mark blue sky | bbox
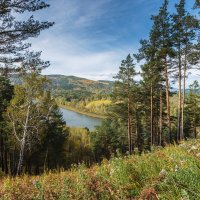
[29,0,198,82]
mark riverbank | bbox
[59,104,107,119]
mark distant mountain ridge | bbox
[9,74,113,99]
[45,74,113,93]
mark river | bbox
[60,108,102,131]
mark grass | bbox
[0,140,200,199]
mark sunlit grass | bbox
[0,140,200,199]
[86,99,112,109]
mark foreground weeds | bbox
[0,140,200,200]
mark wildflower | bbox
[32,180,36,186]
[180,160,185,166]
[188,145,198,153]
[175,165,179,172]
[110,168,114,175]
[196,153,200,158]
[179,143,186,147]
[159,169,167,178]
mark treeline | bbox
[57,97,111,116]
[91,0,200,158]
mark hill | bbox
[46,75,113,93]
[1,139,200,199]
[47,75,113,100]
[9,74,113,100]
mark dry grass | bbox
[0,140,200,199]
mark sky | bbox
[28,0,197,82]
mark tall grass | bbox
[0,140,200,199]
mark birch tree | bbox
[7,73,52,175]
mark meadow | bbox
[0,139,200,199]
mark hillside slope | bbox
[10,74,113,92]
[1,140,200,199]
[47,75,113,93]
[10,74,113,101]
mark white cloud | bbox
[28,0,137,80]
[37,37,130,80]
[28,0,199,85]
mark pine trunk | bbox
[164,57,171,142]
[0,135,4,172]
[181,47,187,140]
[128,97,132,155]
[177,45,182,142]
[159,89,163,146]
[151,83,153,146]
[4,147,8,174]
[194,126,197,138]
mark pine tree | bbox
[112,54,138,155]
[185,81,200,138]
[172,0,199,140]
[0,76,13,174]
[194,0,200,9]
[151,0,174,142]
[34,91,69,172]
[0,0,54,74]
[135,0,172,145]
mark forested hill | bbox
[9,74,113,99]
[46,75,113,93]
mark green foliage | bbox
[65,127,94,167]
[111,54,140,154]
[45,75,113,102]
[58,99,111,116]
[5,73,69,174]
[1,140,200,199]
[184,81,200,138]
[0,77,14,119]
[10,74,113,116]
[0,76,14,174]
[91,119,127,161]
[0,0,53,74]
[10,74,113,101]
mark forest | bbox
[0,0,200,199]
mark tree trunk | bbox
[17,104,30,175]
[128,97,132,155]
[44,148,48,172]
[181,47,187,140]
[164,57,172,142]
[159,90,163,146]
[17,140,25,175]
[194,126,197,139]
[150,83,153,146]
[12,147,16,175]
[4,147,8,174]
[137,116,143,154]
[0,135,4,172]
[177,46,182,142]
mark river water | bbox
[60,108,102,131]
